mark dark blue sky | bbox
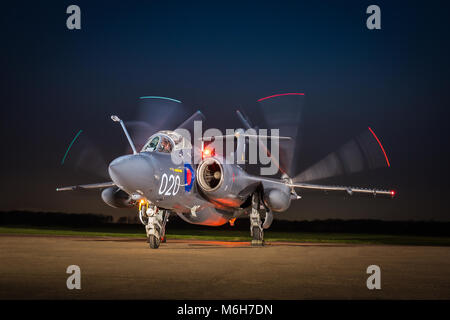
[1,1,449,220]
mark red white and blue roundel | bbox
[184,163,195,192]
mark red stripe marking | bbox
[368,127,390,167]
[257,92,305,102]
[186,168,192,185]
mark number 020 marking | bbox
[158,173,180,196]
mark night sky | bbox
[1,1,449,221]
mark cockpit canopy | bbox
[141,130,192,153]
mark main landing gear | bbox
[139,202,169,249]
[249,193,273,246]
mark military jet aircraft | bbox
[57,94,395,248]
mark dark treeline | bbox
[0,211,113,227]
[266,219,450,236]
[1,211,450,236]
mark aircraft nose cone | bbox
[108,154,154,192]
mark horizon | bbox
[2,210,450,224]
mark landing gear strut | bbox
[160,210,169,243]
[250,193,264,246]
[139,203,169,249]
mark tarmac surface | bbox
[1,234,450,299]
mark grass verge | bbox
[1,225,450,246]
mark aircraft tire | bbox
[252,227,261,240]
[149,235,160,249]
[252,227,264,244]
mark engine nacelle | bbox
[263,188,291,212]
[196,157,256,208]
[101,186,134,208]
[195,157,292,212]
[196,158,224,192]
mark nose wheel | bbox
[139,204,169,249]
[148,234,160,249]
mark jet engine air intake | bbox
[101,186,134,208]
[196,158,223,192]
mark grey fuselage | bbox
[108,150,291,227]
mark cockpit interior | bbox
[141,130,191,154]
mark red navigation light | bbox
[202,147,215,159]
[390,190,396,197]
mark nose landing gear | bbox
[249,193,273,246]
[250,193,264,246]
[138,202,169,249]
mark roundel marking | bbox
[184,163,195,192]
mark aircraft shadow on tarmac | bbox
[75,237,357,249]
